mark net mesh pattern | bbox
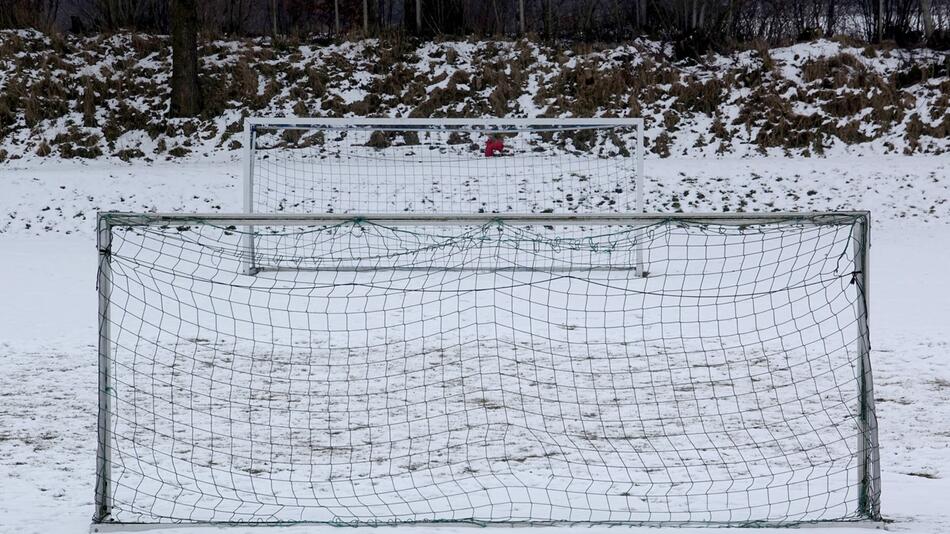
[249,124,640,215]
[97,215,873,525]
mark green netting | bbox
[95,214,878,526]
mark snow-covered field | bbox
[1,153,949,533]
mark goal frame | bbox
[240,117,646,275]
[94,210,879,527]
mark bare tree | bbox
[519,0,525,34]
[876,0,883,41]
[826,0,837,36]
[0,0,59,31]
[334,0,340,33]
[919,0,935,38]
[221,0,252,35]
[85,0,167,32]
[170,0,200,118]
[416,0,422,33]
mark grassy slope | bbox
[0,30,947,164]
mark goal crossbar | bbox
[100,211,869,228]
[245,117,644,130]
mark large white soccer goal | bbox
[94,211,880,527]
[240,117,645,274]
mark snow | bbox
[1,153,949,533]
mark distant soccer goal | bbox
[243,117,644,215]
[94,211,879,527]
[241,117,645,274]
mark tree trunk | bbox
[519,0,525,34]
[919,0,934,38]
[542,0,550,37]
[416,0,422,33]
[826,0,836,37]
[875,0,883,42]
[170,0,200,118]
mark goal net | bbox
[95,212,879,526]
[244,118,644,215]
[242,118,645,274]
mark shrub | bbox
[652,132,671,157]
[35,140,51,156]
[366,130,391,149]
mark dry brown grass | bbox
[537,61,641,116]
[447,131,471,145]
[802,53,862,84]
[711,117,731,141]
[410,76,470,118]
[671,77,725,114]
[365,130,391,149]
[167,145,190,157]
[0,31,944,161]
[52,127,102,159]
[35,139,51,157]
[753,40,775,72]
[306,66,327,97]
[81,78,96,127]
[445,47,458,64]
[0,32,24,58]
[0,93,16,134]
[652,132,671,157]
[231,58,260,107]
[102,100,149,144]
[828,120,870,145]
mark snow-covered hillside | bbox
[0,30,947,165]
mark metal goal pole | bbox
[101,211,871,228]
[854,214,881,519]
[242,120,258,275]
[94,215,113,522]
[635,119,645,276]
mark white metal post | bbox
[242,121,258,275]
[635,119,646,276]
[854,214,881,519]
[245,117,646,129]
[94,215,113,522]
[635,119,644,214]
[103,211,869,228]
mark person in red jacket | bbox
[484,135,505,157]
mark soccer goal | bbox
[94,211,879,527]
[240,117,645,274]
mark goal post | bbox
[240,117,646,275]
[94,210,879,527]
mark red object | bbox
[484,138,505,157]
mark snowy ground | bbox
[1,154,949,533]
